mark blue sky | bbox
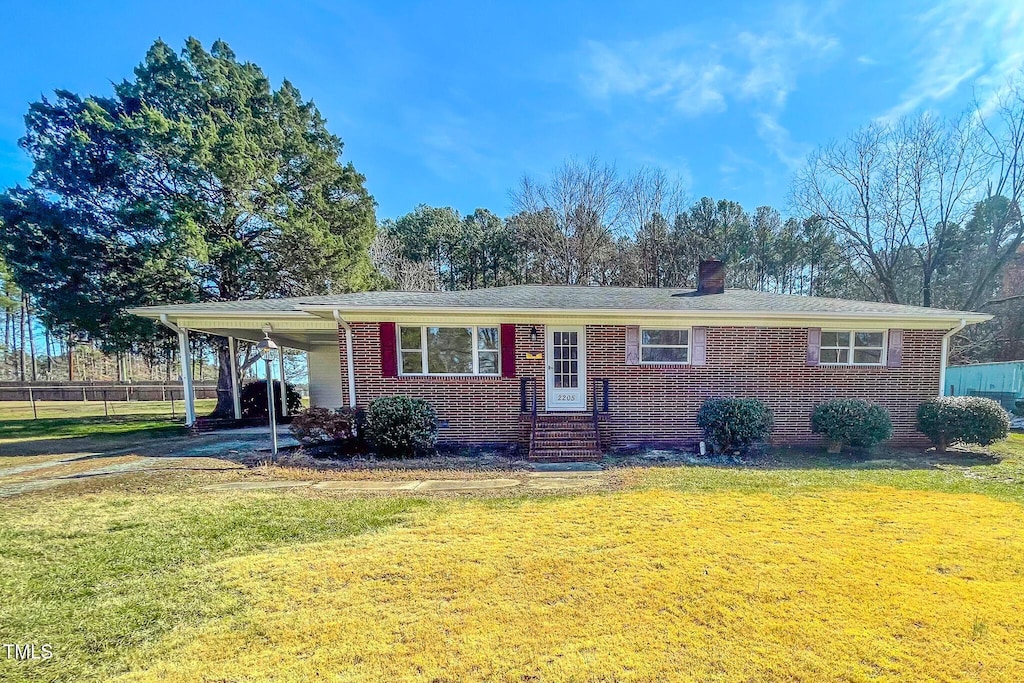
[1,0,1022,220]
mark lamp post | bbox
[256,333,279,460]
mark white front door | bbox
[545,326,586,411]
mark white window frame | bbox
[820,329,887,367]
[639,327,691,365]
[397,325,501,376]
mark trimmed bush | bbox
[697,398,773,454]
[365,395,438,458]
[916,397,1010,452]
[811,399,893,452]
[240,380,302,419]
[289,407,363,456]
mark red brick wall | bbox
[339,323,944,447]
[339,323,543,445]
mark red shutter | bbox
[691,327,707,365]
[806,328,821,366]
[500,324,516,377]
[887,329,904,368]
[625,326,640,365]
[379,322,398,377]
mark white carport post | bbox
[178,328,196,427]
[228,336,242,419]
[277,342,288,417]
[159,315,196,427]
[332,310,357,409]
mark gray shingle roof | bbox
[129,285,988,321]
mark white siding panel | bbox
[307,344,344,408]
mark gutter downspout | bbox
[158,314,197,427]
[332,310,357,409]
[939,318,968,397]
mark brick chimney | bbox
[697,259,725,294]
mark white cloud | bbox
[580,34,731,116]
[879,0,1024,121]
[577,3,838,168]
[579,4,838,117]
[754,112,811,170]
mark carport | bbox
[128,298,351,426]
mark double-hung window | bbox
[820,331,885,366]
[640,328,690,364]
[399,325,500,375]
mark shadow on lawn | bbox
[0,416,186,458]
[763,446,1002,471]
[607,444,1006,472]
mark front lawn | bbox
[1,435,1023,682]
[0,399,219,447]
[0,486,422,682]
[120,488,1024,682]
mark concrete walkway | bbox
[0,452,244,499]
[1,425,606,498]
[203,471,605,494]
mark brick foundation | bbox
[339,323,943,448]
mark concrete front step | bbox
[531,447,601,456]
[530,454,602,463]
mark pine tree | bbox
[0,38,378,415]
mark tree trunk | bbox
[45,329,52,379]
[211,337,237,418]
[17,298,25,382]
[4,311,10,378]
[24,296,37,383]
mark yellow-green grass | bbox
[628,433,1024,506]
[0,452,69,469]
[117,487,1024,682]
[3,435,1024,682]
[0,455,148,484]
[0,399,218,445]
[0,398,218,421]
[0,487,424,683]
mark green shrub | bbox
[916,397,1010,452]
[1015,398,1024,417]
[240,380,302,419]
[289,407,363,456]
[696,398,773,454]
[811,399,893,451]
[365,395,438,458]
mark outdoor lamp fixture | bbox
[530,326,538,343]
[256,332,279,459]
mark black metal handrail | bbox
[591,378,609,449]
[591,378,609,413]
[520,377,539,456]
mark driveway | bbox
[0,426,608,498]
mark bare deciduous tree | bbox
[369,231,440,291]
[622,166,686,287]
[511,157,624,285]
[793,92,1023,310]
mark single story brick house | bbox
[130,261,990,459]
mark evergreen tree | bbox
[0,38,377,416]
